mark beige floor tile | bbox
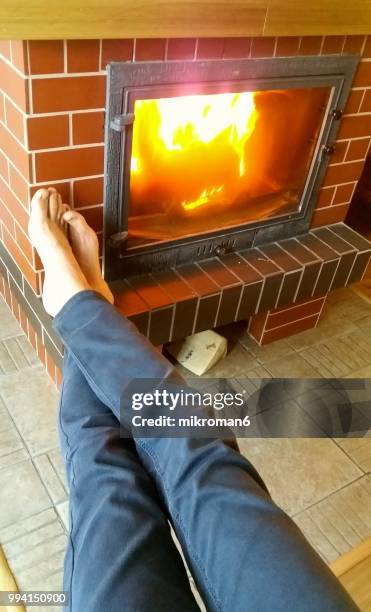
[3,337,30,370]
[237,438,362,515]
[294,475,371,563]
[239,336,294,365]
[287,318,358,351]
[205,343,260,377]
[0,340,18,374]
[0,427,24,457]
[9,533,67,574]
[0,367,59,455]
[264,353,323,378]
[0,448,29,471]
[325,290,371,321]
[306,505,355,556]
[334,477,371,537]
[48,448,68,490]
[327,287,365,304]
[300,345,340,377]
[56,500,69,531]
[37,570,64,592]
[4,520,65,562]
[337,437,371,473]
[299,332,371,377]
[16,335,40,367]
[0,299,24,340]
[235,330,256,350]
[0,508,58,544]
[322,498,362,550]
[16,547,66,591]
[34,454,68,505]
[244,364,272,378]
[294,512,339,563]
[0,461,52,530]
[0,397,14,433]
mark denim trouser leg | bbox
[54,291,357,612]
[59,349,199,612]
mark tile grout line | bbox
[326,495,365,544]
[6,530,67,565]
[0,447,28,466]
[32,454,68,507]
[332,438,370,475]
[295,513,336,563]
[291,472,367,520]
[315,509,352,558]
[0,509,61,545]
[0,391,33,467]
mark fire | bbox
[130,91,258,213]
[182,186,224,211]
[127,86,332,249]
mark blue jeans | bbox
[54,290,357,612]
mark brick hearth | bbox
[0,36,371,382]
[112,223,371,345]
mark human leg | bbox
[29,188,199,611]
[54,291,357,612]
[59,349,199,612]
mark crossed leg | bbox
[59,349,199,611]
[29,188,199,610]
[55,291,357,612]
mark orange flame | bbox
[130,91,258,212]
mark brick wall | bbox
[0,35,370,377]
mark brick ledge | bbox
[112,223,371,345]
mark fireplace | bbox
[104,55,358,279]
[0,35,370,376]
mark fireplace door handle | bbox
[108,231,129,248]
[110,113,135,132]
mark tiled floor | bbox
[0,287,370,611]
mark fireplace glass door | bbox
[127,86,331,249]
[104,56,359,278]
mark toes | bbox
[56,198,66,225]
[30,188,49,221]
[47,188,65,227]
[61,204,70,217]
[47,187,59,219]
[61,204,70,234]
[63,210,88,228]
[49,192,60,221]
[63,210,98,249]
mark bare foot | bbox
[28,188,91,317]
[62,208,113,304]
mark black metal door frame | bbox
[103,55,359,279]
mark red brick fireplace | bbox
[0,35,370,383]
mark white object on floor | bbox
[166,330,227,376]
